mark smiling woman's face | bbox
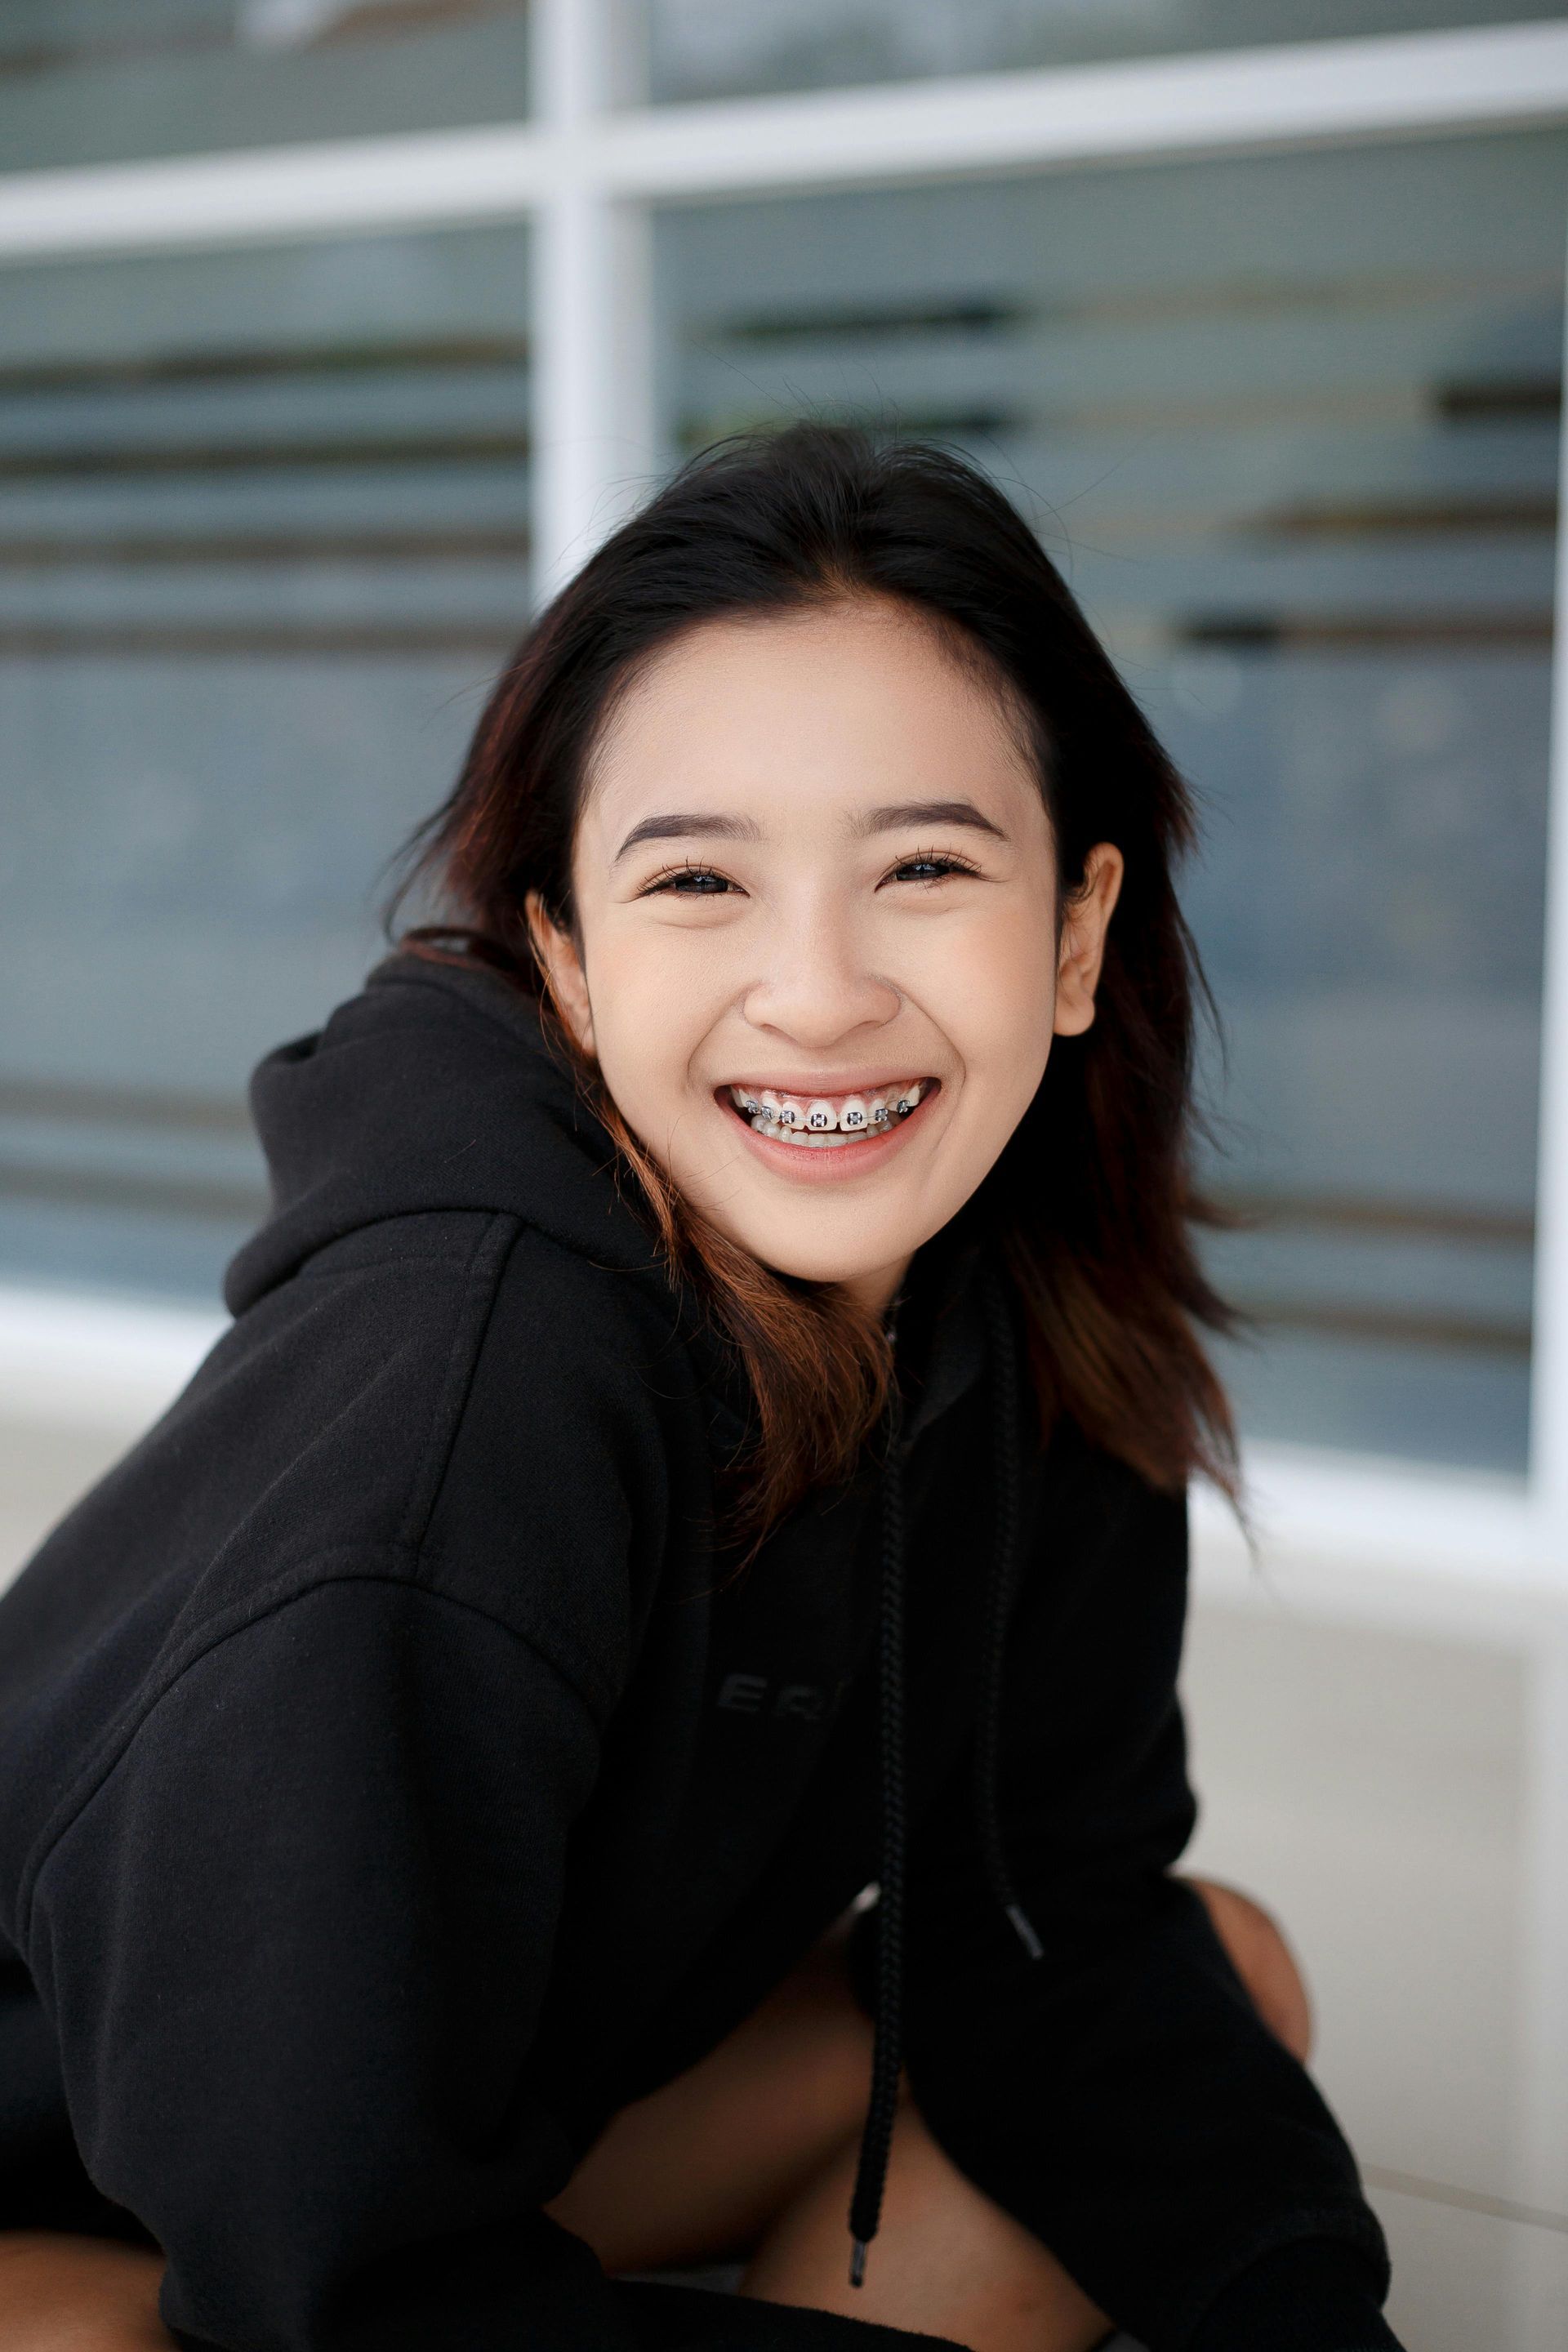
[528,597,1122,1316]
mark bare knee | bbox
[1186,1876,1313,2063]
[0,2231,171,2351]
[743,2096,1111,2352]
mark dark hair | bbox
[390,422,1238,1552]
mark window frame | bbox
[3,0,1568,1594]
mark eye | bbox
[889,848,981,887]
[639,860,737,898]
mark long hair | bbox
[388,423,1239,1552]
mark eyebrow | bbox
[851,798,1009,843]
[612,811,764,865]
[612,797,1007,865]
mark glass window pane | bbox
[642,1,1566,105]
[0,224,531,1302]
[0,2,529,172]
[655,128,1565,1474]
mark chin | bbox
[742,1231,906,1290]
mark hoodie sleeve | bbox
[880,1465,1401,2352]
[23,1570,958,2352]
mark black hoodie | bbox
[0,951,1400,2352]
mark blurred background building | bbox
[0,3,1566,2344]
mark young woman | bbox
[0,426,1401,2352]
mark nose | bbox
[741,892,901,1049]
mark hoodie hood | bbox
[225,951,666,1318]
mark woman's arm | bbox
[23,1573,956,2352]
[0,2230,172,2350]
[24,1572,630,2352]
[883,1453,1401,2352]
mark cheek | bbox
[584,924,724,1125]
[929,903,1058,1090]
[593,916,736,1013]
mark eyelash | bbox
[638,848,981,898]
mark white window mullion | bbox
[529,0,656,603]
[530,190,657,602]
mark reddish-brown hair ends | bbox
[387,422,1239,1555]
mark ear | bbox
[524,890,595,1056]
[1053,842,1125,1038]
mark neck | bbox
[837,1255,914,1327]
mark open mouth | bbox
[718,1077,939,1151]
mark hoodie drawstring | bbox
[845,1379,907,2286]
[846,1257,1043,2287]
[973,1264,1046,1963]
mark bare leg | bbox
[741,2092,1112,2352]
[0,2230,171,2350]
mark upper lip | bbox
[716,1072,938,1096]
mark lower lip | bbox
[718,1084,941,1183]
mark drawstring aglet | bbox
[849,2237,870,2287]
[1005,1900,1045,1961]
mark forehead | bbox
[581,599,1037,836]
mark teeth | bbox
[727,1078,929,1138]
[752,1122,862,1149]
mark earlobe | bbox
[1052,978,1096,1039]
